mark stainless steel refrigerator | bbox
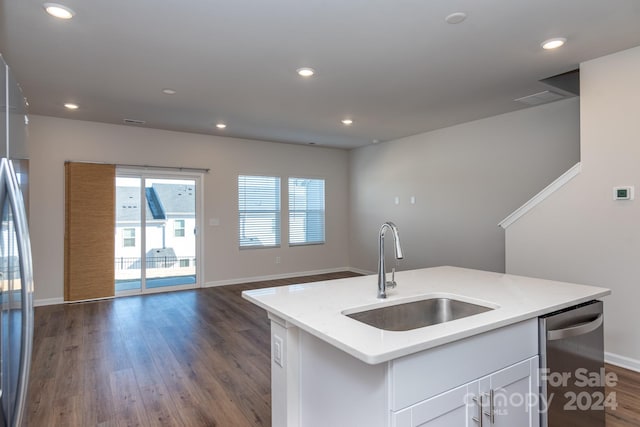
[0,55,34,427]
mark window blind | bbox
[289,177,325,245]
[64,162,116,301]
[238,175,281,248]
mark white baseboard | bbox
[34,267,369,305]
[34,297,64,307]
[605,351,640,372]
[204,266,359,287]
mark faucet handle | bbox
[387,268,397,289]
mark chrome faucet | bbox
[377,222,404,299]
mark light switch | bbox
[209,218,220,226]
[394,196,400,205]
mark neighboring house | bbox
[115,183,196,272]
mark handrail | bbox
[115,255,196,270]
[499,162,581,229]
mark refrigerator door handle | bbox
[547,314,603,341]
[1,159,34,427]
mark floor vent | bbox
[514,90,565,106]
[123,118,146,125]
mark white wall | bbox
[28,115,350,302]
[349,98,580,273]
[505,46,640,369]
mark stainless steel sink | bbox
[345,298,493,331]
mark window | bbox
[289,177,325,245]
[174,219,185,237]
[238,175,281,248]
[123,228,136,247]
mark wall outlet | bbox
[273,335,284,367]
[275,256,281,264]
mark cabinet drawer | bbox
[390,319,537,410]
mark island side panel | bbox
[298,330,389,427]
[269,314,301,427]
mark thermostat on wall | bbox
[613,186,634,200]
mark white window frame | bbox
[115,168,204,296]
[288,177,325,246]
[238,175,281,249]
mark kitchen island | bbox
[242,266,610,427]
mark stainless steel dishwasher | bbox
[539,300,605,427]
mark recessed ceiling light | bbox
[216,123,227,129]
[445,12,467,24]
[43,3,75,19]
[64,103,79,110]
[296,67,315,77]
[162,88,177,95]
[541,37,567,50]
[341,119,353,126]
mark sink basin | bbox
[345,298,493,331]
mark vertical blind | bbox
[289,177,325,245]
[238,175,281,248]
[64,162,116,301]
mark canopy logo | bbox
[541,368,618,412]
[462,368,619,417]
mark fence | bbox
[115,256,197,271]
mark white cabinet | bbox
[392,357,539,427]
[268,316,539,427]
[482,357,539,427]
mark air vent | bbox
[123,118,146,125]
[514,90,565,106]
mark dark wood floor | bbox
[606,364,640,427]
[26,271,640,426]
[26,272,359,426]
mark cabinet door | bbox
[392,357,539,427]
[410,383,470,427]
[483,357,539,427]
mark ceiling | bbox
[1,0,640,149]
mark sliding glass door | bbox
[115,171,200,294]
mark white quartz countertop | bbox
[242,266,610,364]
